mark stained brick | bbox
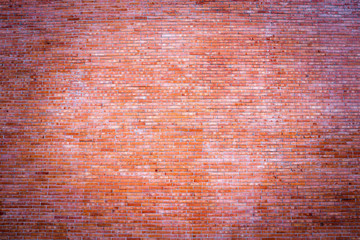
[0,0,359,239]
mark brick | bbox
[0,0,359,239]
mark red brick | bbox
[0,0,359,239]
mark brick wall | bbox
[1,0,359,239]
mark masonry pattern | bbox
[0,0,359,239]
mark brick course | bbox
[0,0,359,239]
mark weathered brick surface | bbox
[0,0,359,239]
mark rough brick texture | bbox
[1,0,359,239]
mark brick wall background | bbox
[1,0,359,239]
